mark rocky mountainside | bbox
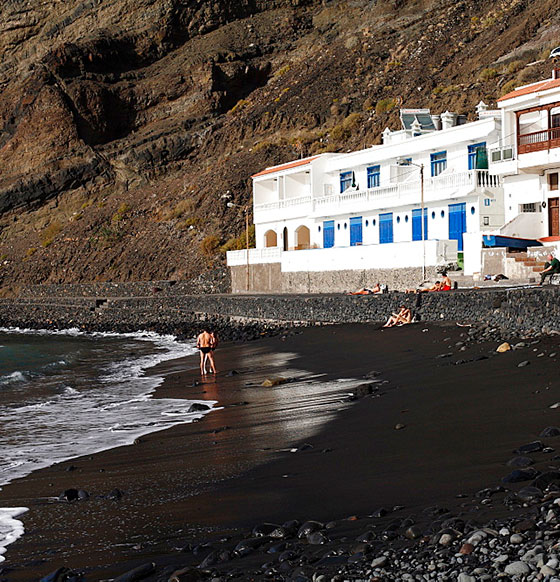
[0,0,558,292]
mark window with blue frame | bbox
[340,171,353,193]
[468,142,487,170]
[367,165,380,188]
[430,151,447,177]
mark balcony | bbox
[312,170,499,216]
[253,170,501,223]
[518,127,560,154]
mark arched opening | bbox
[295,225,311,250]
[264,229,277,248]
[283,227,288,251]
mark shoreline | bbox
[0,322,559,580]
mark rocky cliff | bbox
[0,0,558,291]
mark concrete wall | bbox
[230,264,440,293]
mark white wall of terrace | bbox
[227,239,457,272]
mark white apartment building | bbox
[489,68,560,242]
[227,72,560,292]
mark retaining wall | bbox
[0,287,559,338]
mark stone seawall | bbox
[0,286,559,339]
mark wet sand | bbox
[1,323,559,580]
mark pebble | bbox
[504,560,531,575]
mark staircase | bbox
[506,251,546,279]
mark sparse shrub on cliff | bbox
[501,79,519,96]
[220,225,255,253]
[163,199,194,221]
[177,217,200,230]
[200,235,221,257]
[25,248,37,258]
[230,99,249,114]
[330,113,362,143]
[274,64,291,77]
[40,221,62,248]
[479,68,499,81]
[432,85,460,96]
[375,98,396,115]
[112,203,130,223]
[505,60,524,75]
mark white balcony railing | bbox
[226,247,282,267]
[254,170,501,220]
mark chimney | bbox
[431,114,442,130]
[553,68,560,80]
[441,110,457,130]
[476,101,488,119]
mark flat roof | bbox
[252,156,319,178]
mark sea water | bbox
[0,328,214,562]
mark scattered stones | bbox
[507,456,534,467]
[514,441,544,455]
[394,423,406,430]
[540,426,560,437]
[496,342,511,352]
[517,360,530,367]
[113,562,155,581]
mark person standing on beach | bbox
[196,329,217,375]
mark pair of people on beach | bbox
[406,272,452,294]
[383,305,412,328]
[196,330,218,375]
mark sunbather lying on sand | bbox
[347,283,381,295]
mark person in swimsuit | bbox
[382,305,412,328]
[196,329,217,375]
[440,272,452,291]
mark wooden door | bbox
[549,198,559,237]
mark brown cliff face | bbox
[0,0,558,291]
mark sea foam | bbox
[0,328,213,565]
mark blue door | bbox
[323,220,335,248]
[350,216,363,246]
[448,203,466,251]
[379,213,393,244]
[412,208,428,241]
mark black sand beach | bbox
[1,322,560,580]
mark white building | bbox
[489,68,560,243]
[228,101,512,293]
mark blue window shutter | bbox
[323,220,335,248]
[379,213,393,244]
[448,203,466,251]
[412,208,428,241]
[350,216,363,246]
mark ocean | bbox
[0,328,215,563]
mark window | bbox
[340,171,353,193]
[483,216,490,226]
[484,198,491,207]
[430,151,447,177]
[551,106,560,129]
[468,142,487,170]
[521,203,538,213]
[550,173,559,191]
[367,165,380,188]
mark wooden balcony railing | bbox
[518,127,560,154]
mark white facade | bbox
[490,69,560,241]
[243,104,505,279]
